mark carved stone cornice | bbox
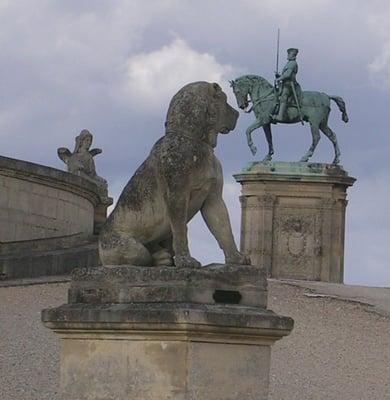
[257,194,277,208]
[240,194,276,210]
[320,198,337,209]
[0,155,103,206]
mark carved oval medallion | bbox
[287,232,306,257]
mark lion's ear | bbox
[212,82,221,92]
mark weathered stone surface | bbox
[42,302,293,336]
[68,263,268,307]
[99,81,248,268]
[42,302,293,400]
[42,261,290,399]
[234,161,356,282]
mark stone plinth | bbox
[234,162,356,283]
[42,264,293,400]
[68,263,268,307]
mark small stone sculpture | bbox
[58,129,109,200]
[99,81,249,268]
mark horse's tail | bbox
[330,96,349,123]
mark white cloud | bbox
[243,0,332,21]
[367,8,390,88]
[368,44,390,87]
[123,38,235,109]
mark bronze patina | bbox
[230,51,348,164]
[273,48,303,124]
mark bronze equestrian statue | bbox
[230,48,348,164]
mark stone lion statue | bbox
[99,81,249,268]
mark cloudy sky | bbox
[0,0,389,286]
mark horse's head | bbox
[230,78,251,111]
[230,75,274,112]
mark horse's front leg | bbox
[262,123,274,162]
[246,119,263,156]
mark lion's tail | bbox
[330,95,349,123]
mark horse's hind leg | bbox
[300,122,320,162]
[262,123,274,162]
[320,121,341,164]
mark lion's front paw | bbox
[152,249,173,266]
[174,255,202,268]
[226,251,251,265]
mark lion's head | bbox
[164,81,239,147]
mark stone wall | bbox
[0,155,101,242]
[0,155,109,280]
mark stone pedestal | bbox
[93,200,112,235]
[42,264,293,400]
[234,162,356,283]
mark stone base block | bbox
[42,302,293,400]
[68,263,268,308]
[234,161,356,283]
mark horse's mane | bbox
[235,74,273,90]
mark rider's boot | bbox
[274,101,287,122]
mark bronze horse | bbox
[230,74,348,164]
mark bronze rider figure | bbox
[272,48,300,122]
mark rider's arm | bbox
[280,67,293,80]
[277,61,296,82]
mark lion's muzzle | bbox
[221,103,239,133]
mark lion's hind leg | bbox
[148,238,174,266]
[99,232,152,266]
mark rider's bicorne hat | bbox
[287,48,299,55]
